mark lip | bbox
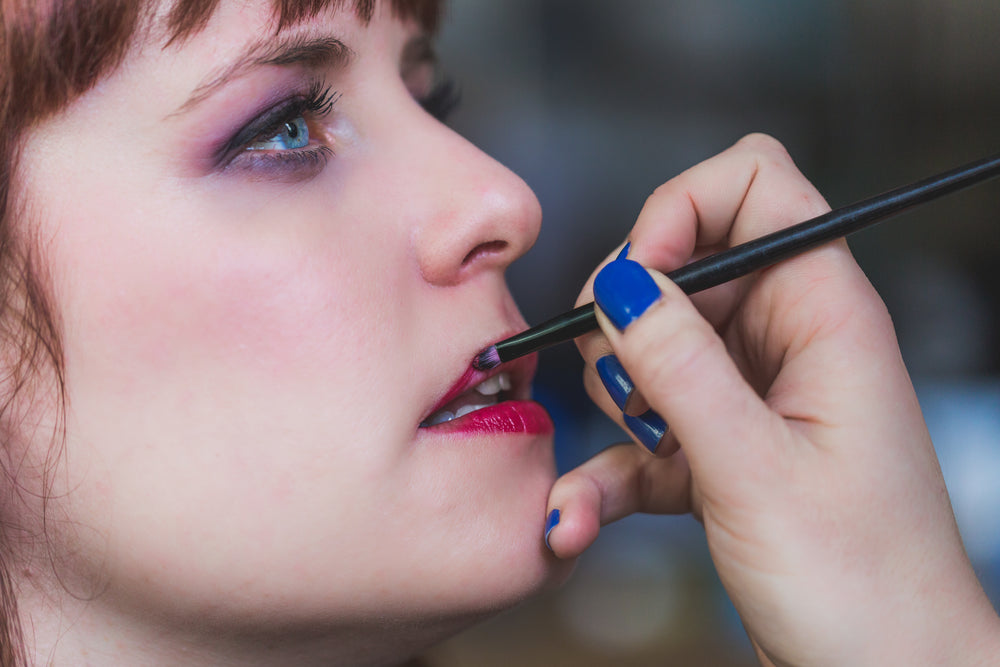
[419,350,553,436]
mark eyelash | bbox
[218,74,459,178]
[218,80,338,176]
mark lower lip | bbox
[424,401,554,435]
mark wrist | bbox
[862,581,1000,666]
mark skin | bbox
[11,2,568,664]
[548,135,1000,665]
[9,1,996,664]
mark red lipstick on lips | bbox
[419,354,553,435]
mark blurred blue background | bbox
[428,2,1000,664]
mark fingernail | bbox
[593,257,661,331]
[624,409,668,453]
[616,242,631,261]
[544,508,560,551]
[595,355,634,412]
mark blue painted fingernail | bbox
[595,355,634,412]
[624,409,668,453]
[616,242,631,261]
[593,258,661,331]
[544,508,560,551]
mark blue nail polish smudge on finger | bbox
[593,257,661,331]
[595,355,634,412]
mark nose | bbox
[390,108,543,287]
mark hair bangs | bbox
[167,0,442,43]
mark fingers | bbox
[592,353,674,453]
[574,134,830,335]
[592,255,786,488]
[558,136,838,555]
[628,133,830,272]
[574,135,834,456]
[544,443,693,559]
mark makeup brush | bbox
[473,151,1000,371]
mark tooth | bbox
[424,410,455,426]
[475,375,503,396]
[456,403,492,418]
[498,373,512,391]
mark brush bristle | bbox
[472,346,501,371]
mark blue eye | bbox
[248,116,310,151]
[213,82,338,178]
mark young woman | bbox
[1,1,997,665]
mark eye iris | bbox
[249,116,310,151]
[276,117,308,148]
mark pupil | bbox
[285,120,299,139]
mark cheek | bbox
[90,246,367,379]
[50,187,418,515]
[46,197,425,597]
[59,206,401,406]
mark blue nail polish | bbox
[596,355,634,412]
[594,258,661,331]
[624,409,668,453]
[544,508,560,551]
[616,242,631,261]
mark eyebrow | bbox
[173,34,355,115]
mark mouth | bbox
[419,352,551,434]
[421,370,515,427]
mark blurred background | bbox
[426,1,1000,665]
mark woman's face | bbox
[16,0,561,645]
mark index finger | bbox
[628,134,831,274]
[575,134,831,354]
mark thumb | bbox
[593,257,785,484]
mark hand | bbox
[545,134,1000,665]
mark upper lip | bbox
[421,342,539,424]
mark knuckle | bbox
[737,132,790,161]
[643,181,675,212]
[737,134,830,223]
[738,133,801,177]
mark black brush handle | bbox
[495,151,1000,363]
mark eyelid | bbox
[223,146,334,181]
[223,98,309,156]
[213,80,337,170]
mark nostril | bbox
[461,240,508,267]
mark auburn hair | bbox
[0,1,442,664]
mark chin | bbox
[421,482,575,618]
[393,421,568,617]
[413,552,576,650]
